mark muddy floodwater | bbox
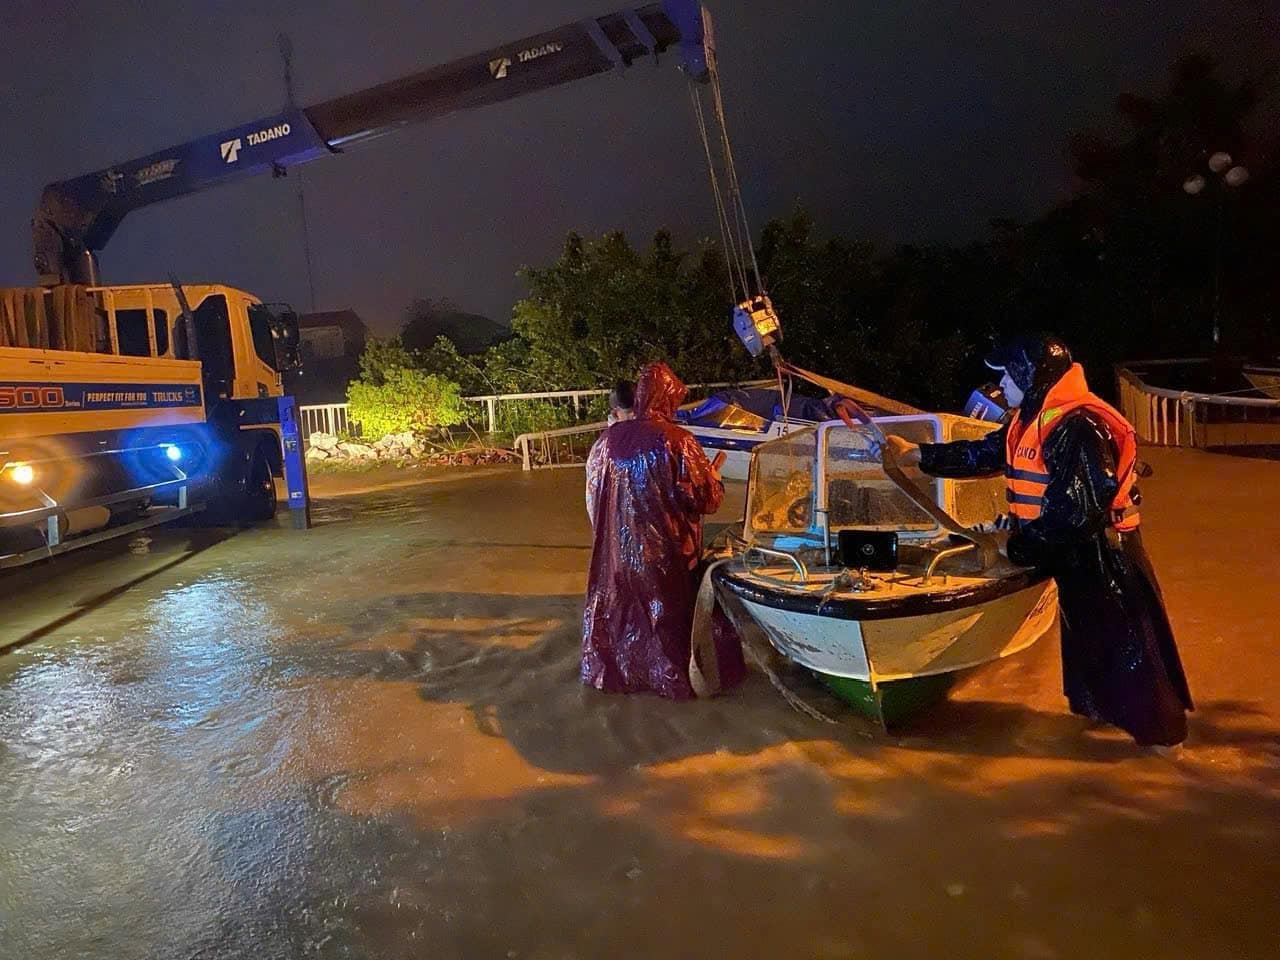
[1,452,1277,959]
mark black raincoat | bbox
[921,403,1193,746]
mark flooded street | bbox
[2,453,1277,960]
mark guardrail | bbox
[465,389,608,435]
[299,379,774,440]
[1116,359,1280,450]
[298,402,354,438]
[463,379,773,433]
[513,421,609,471]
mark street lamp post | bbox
[1183,151,1249,347]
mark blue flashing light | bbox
[164,444,183,462]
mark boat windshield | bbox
[746,428,819,536]
[824,422,939,533]
[943,417,1009,528]
[679,401,770,430]
[744,414,1011,547]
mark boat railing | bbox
[742,543,810,585]
[509,379,776,470]
[922,542,976,584]
[1116,359,1280,451]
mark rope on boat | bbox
[690,558,837,724]
[688,559,725,697]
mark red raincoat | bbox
[582,362,742,698]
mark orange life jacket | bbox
[1004,364,1140,531]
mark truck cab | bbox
[91,283,294,403]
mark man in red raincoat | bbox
[582,361,744,698]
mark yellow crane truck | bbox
[1,1,710,567]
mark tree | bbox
[401,298,509,355]
[509,229,759,390]
[1039,54,1271,362]
[753,211,992,409]
[356,337,417,385]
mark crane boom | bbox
[33,0,709,285]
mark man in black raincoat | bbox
[889,335,1193,747]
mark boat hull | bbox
[718,570,1058,726]
[685,421,794,480]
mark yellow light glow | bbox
[9,463,35,485]
[740,295,781,340]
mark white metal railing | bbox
[298,403,354,438]
[513,421,608,471]
[464,389,606,435]
[465,379,773,433]
[1116,359,1280,449]
[299,379,774,440]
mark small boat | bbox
[676,388,828,479]
[678,385,913,480]
[1243,362,1280,400]
[710,413,1057,727]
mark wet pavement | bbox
[1,453,1277,959]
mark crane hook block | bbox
[732,295,781,357]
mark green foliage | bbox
[347,369,467,439]
[509,229,761,390]
[357,338,417,386]
[347,339,467,439]
[749,211,994,409]
[418,335,495,395]
[493,400,577,436]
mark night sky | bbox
[0,1,1267,334]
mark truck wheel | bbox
[241,447,277,523]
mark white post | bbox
[487,397,497,434]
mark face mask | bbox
[1000,371,1025,409]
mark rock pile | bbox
[305,432,517,467]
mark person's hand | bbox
[710,451,726,483]
[883,435,922,468]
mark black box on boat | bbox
[836,529,899,571]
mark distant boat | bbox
[678,383,923,481]
[1243,362,1280,400]
[676,388,839,480]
